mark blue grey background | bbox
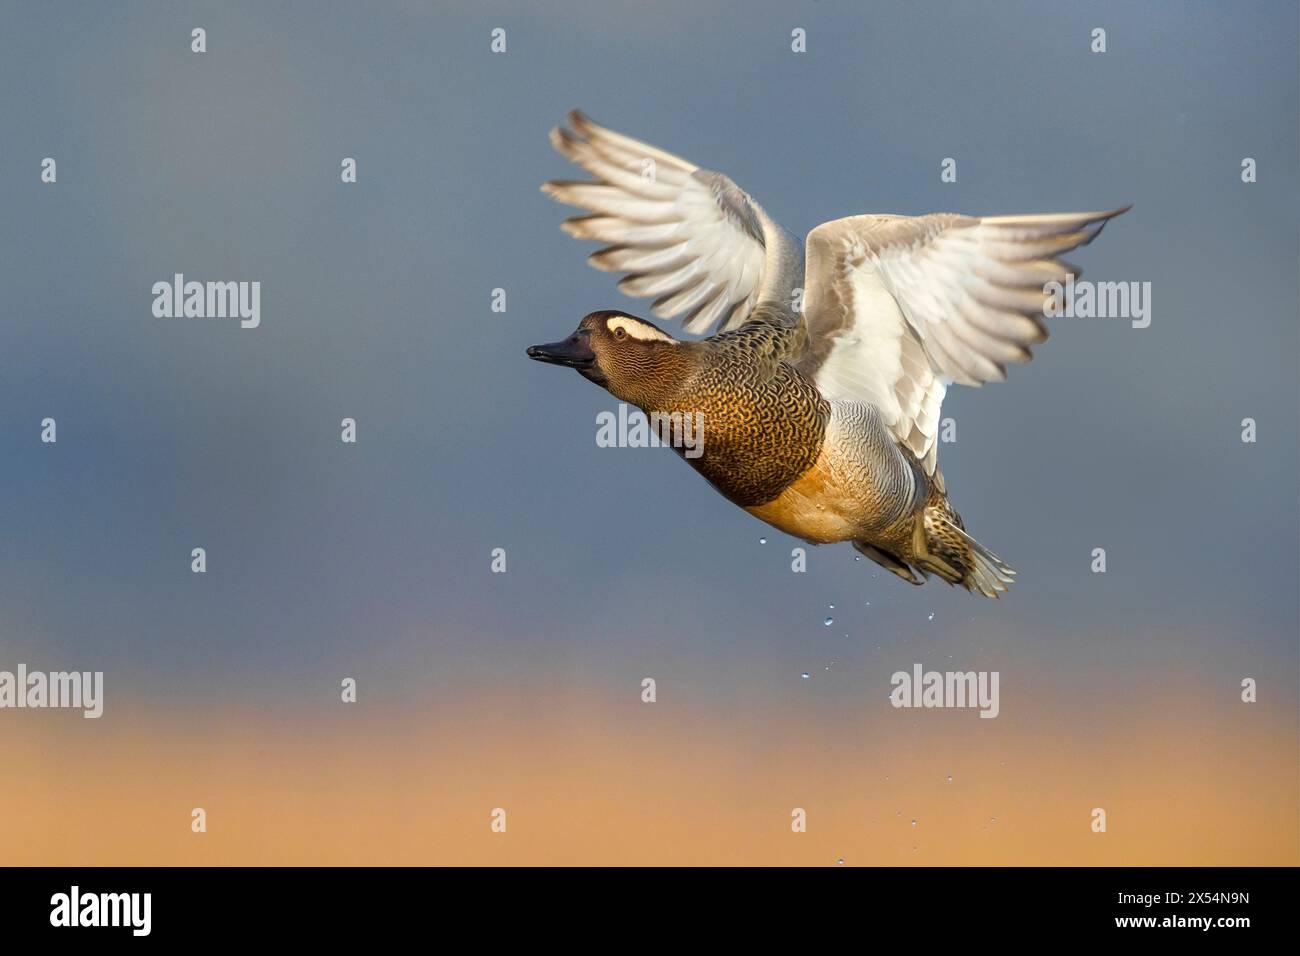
[0,0,1295,761]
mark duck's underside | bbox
[746,473,1017,599]
[737,405,1016,598]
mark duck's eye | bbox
[612,326,626,340]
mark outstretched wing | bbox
[795,208,1129,473]
[542,111,803,335]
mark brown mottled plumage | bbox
[654,318,830,508]
[529,111,1129,597]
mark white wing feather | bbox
[543,111,803,334]
[799,208,1129,472]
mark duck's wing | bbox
[542,111,803,335]
[794,208,1128,474]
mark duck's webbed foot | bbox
[852,540,926,585]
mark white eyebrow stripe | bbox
[606,315,678,344]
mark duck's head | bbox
[527,310,684,406]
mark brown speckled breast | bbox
[657,324,831,508]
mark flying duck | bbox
[528,111,1127,597]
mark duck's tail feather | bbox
[915,507,1016,599]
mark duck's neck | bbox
[612,345,701,413]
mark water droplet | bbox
[800,672,811,679]
[827,603,835,610]
[911,819,917,828]
[946,774,953,783]
[823,617,834,626]
[836,858,844,866]
[990,817,997,824]
[927,612,935,621]
[758,537,767,545]
[854,555,861,561]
